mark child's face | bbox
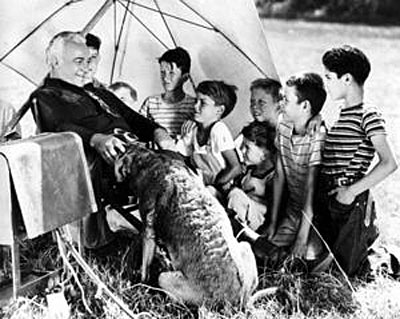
[194,93,221,126]
[323,68,346,101]
[250,88,279,125]
[112,87,138,111]
[281,86,303,122]
[240,138,268,166]
[86,47,100,82]
[159,61,185,92]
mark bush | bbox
[255,0,400,24]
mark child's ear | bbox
[302,100,311,113]
[182,72,190,83]
[216,104,225,117]
[342,73,352,85]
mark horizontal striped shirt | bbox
[321,103,386,177]
[140,94,196,139]
[276,120,326,210]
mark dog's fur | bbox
[115,143,258,306]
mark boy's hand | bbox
[181,120,196,144]
[328,186,356,205]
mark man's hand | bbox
[90,133,126,164]
[328,186,356,205]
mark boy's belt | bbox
[321,174,363,189]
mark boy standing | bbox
[318,45,397,275]
[140,47,196,139]
[244,73,327,267]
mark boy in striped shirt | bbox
[241,73,327,268]
[140,47,196,139]
[317,45,397,275]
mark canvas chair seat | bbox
[31,98,142,228]
[0,132,97,301]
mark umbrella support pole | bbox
[82,0,114,35]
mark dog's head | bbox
[114,141,148,182]
[115,151,133,183]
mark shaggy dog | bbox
[114,143,258,306]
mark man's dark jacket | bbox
[25,77,161,248]
[27,77,160,163]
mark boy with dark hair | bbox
[228,121,276,231]
[159,47,191,75]
[85,33,101,51]
[178,80,241,192]
[239,73,327,268]
[85,33,103,87]
[140,47,196,139]
[317,45,397,275]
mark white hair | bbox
[45,31,86,67]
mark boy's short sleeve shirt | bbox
[276,119,325,209]
[362,106,387,138]
[139,94,196,139]
[276,120,325,167]
[321,103,386,177]
[193,121,235,169]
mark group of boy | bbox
[119,38,396,276]
[235,46,397,276]
[150,43,396,277]
[7,28,397,277]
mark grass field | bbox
[2,18,400,319]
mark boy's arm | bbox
[331,134,398,204]
[292,165,318,258]
[267,154,285,239]
[215,149,241,188]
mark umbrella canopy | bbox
[0,0,278,136]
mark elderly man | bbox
[25,31,173,250]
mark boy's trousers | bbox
[316,185,379,276]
